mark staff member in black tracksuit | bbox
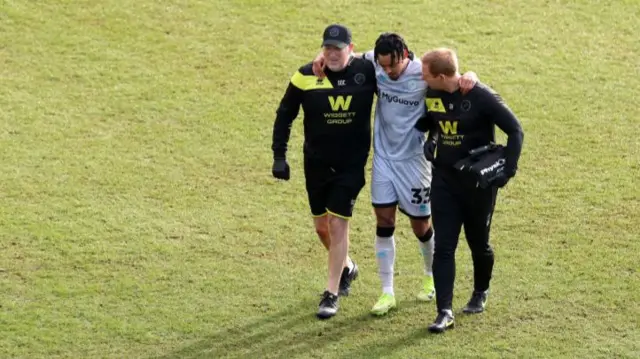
[271,24,377,320]
[414,48,524,333]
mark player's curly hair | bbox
[373,32,411,65]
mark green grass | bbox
[1,0,639,358]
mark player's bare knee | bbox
[377,217,395,228]
[313,216,329,238]
[412,217,433,242]
[411,217,433,238]
[327,213,349,231]
[374,207,396,228]
[315,225,329,239]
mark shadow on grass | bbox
[152,297,429,359]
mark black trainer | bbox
[427,309,455,333]
[317,291,339,320]
[338,262,359,296]
[462,290,489,314]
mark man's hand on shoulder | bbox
[312,52,326,79]
[459,71,478,95]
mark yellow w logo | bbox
[439,120,458,135]
[328,95,352,111]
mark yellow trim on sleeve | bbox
[290,71,334,90]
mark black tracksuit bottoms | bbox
[431,167,499,311]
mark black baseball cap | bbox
[321,24,352,49]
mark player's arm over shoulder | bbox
[351,56,373,67]
[351,57,376,79]
[362,50,375,63]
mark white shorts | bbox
[371,154,433,218]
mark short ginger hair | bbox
[421,48,459,76]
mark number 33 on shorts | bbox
[410,187,431,204]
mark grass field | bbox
[1,1,639,358]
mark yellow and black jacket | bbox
[415,82,524,176]
[272,57,376,168]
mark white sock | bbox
[375,235,396,295]
[418,232,435,276]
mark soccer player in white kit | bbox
[313,33,477,315]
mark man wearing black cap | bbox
[271,24,377,319]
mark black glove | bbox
[272,158,290,180]
[423,140,437,162]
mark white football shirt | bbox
[364,50,428,161]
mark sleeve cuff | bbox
[273,150,286,160]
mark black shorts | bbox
[304,157,366,219]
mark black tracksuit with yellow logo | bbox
[272,57,376,218]
[415,82,524,312]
